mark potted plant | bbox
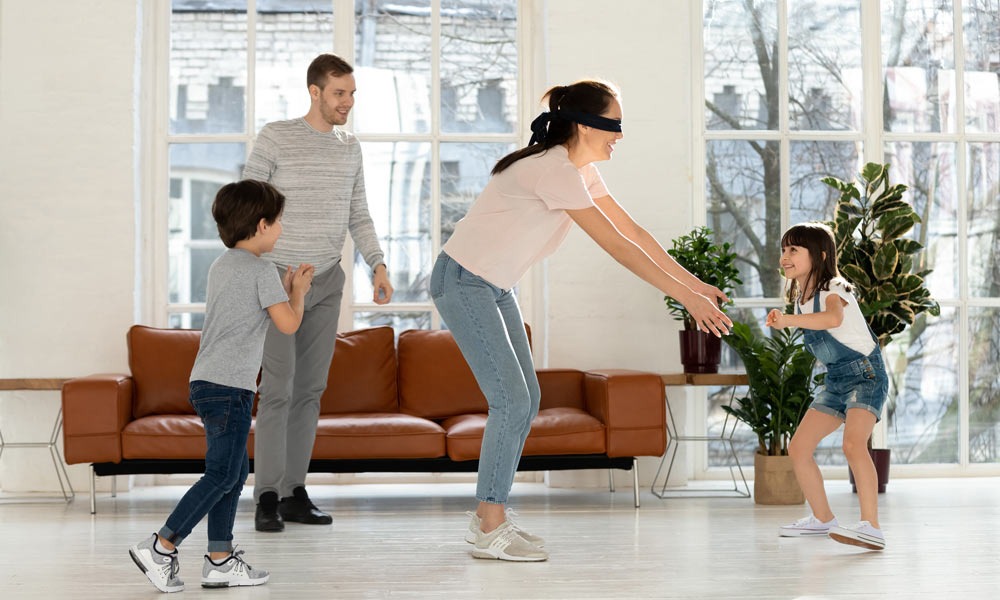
[664,226,742,373]
[822,162,940,492]
[722,321,818,504]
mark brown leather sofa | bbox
[62,325,666,513]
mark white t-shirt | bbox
[797,279,876,356]
[442,144,608,289]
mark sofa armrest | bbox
[583,370,666,458]
[62,374,134,464]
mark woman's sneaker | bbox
[779,515,838,537]
[129,533,184,593]
[829,521,885,550]
[471,522,548,562]
[464,510,545,547]
[201,549,270,588]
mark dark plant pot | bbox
[848,447,891,494]
[679,329,721,374]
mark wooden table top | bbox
[0,379,71,391]
[661,372,748,386]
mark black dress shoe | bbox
[278,486,332,525]
[255,491,284,532]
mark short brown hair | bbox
[212,180,285,248]
[307,53,354,90]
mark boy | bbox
[129,179,314,592]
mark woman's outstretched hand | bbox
[692,281,730,307]
[682,290,733,337]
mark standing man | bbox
[244,53,393,532]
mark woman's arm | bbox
[566,205,732,337]
[766,294,845,331]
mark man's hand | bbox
[373,264,393,305]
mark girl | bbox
[766,222,889,550]
[431,79,733,562]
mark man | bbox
[243,53,393,532]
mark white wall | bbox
[0,0,698,492]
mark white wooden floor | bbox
[1,476,998,599]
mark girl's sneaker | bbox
[201,549,270,588]
[779,515,838,537]
[829,521,885,550]
[471,522,548,562]
[129,533,184,593]
[464,509,545,547]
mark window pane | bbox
[170,1,247,135]
[703,0,778,131]
[255,2,334,130]
[881,1,955,133]
[962,2,1000,133]
[168,143,243,304]
[887,307,958,464]
[884,142,958,300]
[440,142,515,247]
[705,139,782,298]
[788,1,862,131]
[968,143,1000,297]
[354,142,432,303]
[969,307,1000,462]
[440,0,518,134]
[168,312,206,330]
[352,311,431,331]
[353,0,431,134]
[789,140,861,225]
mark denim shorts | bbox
[810,352,888,422]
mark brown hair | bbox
[307,53,354,90]
[491,79,620,175]
[781,222,851,304]
[212,180,285,248]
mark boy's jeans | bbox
[160,381,253,553]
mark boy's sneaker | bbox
[201,549,270,588]
[471,522,548,562]
[464,509,545,547]
[829,521,886,550]
[779,515,838,537]
[129,533,184,593]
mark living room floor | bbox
[1,477,997,599]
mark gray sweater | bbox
[243,118,385,274]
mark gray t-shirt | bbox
[242,118,385,275]
[189,249,289,392]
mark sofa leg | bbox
[608,469,615,493]
[632,458,640,509]
[89,466,96,515]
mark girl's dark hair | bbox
[212,179,285,248]
[491,79,619,175]
[781,222,851,304]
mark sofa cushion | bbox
[397,329,487,419]
[129,326,200,418]
[442,407,606,461]
[122,415,214,459]
[312,413,446,459]
[320,327,398,414]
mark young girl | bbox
[432,79,733,562]
[766,222,889,551]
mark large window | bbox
[700,0,1000,471]
[159,0,521,331]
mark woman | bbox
[431,80,732,562]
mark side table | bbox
[0,378,75,502]
[651,372,750,499]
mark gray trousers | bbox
[253,263,345,501]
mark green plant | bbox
[822,162,940,348]
[722,322,817,456]
[664,226,742,330]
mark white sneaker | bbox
[201,549,270,588]
[779,515,838,537]
[471,522,548,562]
[129,533,184,593]
[829,521,885,550]
[464,509,545,547]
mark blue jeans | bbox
[160,381,253,553]
[430,252,541,504]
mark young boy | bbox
[129,179,315,592]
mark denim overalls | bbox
[797,292,889,421]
